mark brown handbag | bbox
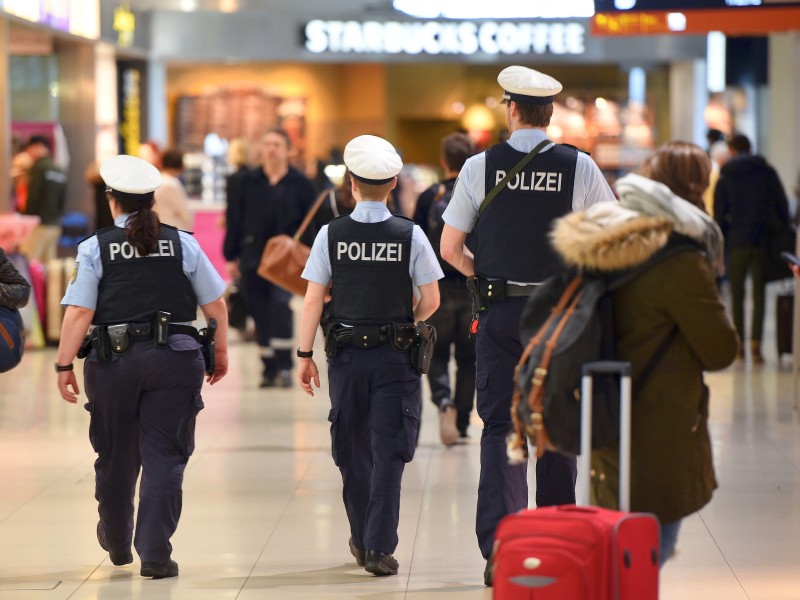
[256,190,328,296]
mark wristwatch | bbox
[296,348,313,358]
[54,363,74,372]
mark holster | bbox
[91,327,112,362]
[411,321,437,374]
[76,334,93,359]
[198,318,217,376]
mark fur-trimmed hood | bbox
[551,173,725,275]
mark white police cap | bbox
[99,154,161,196]
[498,65,563,106]
[344,135,403,185]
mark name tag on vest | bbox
[336,241,403,262]
[108,239,176,261]
[495,169,563,192]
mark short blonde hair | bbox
[353,178,394,201]
[227,138,250,168]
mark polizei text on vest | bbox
[109,240,177,260]
[495,170,563,192]
[337,241,404,262]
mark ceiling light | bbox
[393,0,595,19]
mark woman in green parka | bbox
[550,141,738,565]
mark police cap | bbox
[100,155,161,199]
[498,65,563,106]
[344,135,403,185]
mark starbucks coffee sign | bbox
[304,20,586,56]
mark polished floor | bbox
[1,290,800,600]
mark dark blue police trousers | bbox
[475,296,578,559]
[327,344,421,554]
[83,335,205,563]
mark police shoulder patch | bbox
[70,262,79,284]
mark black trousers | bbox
[474,297,577,559]
[328,344,421,554]
[425,276,476,435]
[241,269,294,375]
[83,335,205,563]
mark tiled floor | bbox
[1,290,800,599]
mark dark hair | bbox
[706,128,725,145]
[441,132,474,172]
[728,133,752,155]
[638,141,710,211]
[112,192,161,256]
[161,148,184,170]
[264,127,291,149]
[352,178,394,201]
[516,102,554,128]
[24,134,51,151]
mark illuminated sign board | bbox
[592,6,800,34]
[594,0,800,9]
[304,20,586,56]
[4,0,99,39]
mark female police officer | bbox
[55,155,228,579]
[298,135,442,576]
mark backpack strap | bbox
[510,277,582,458]
[478,139,551,217]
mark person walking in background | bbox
[297,134,442,577]
[154,148,193,232]
[19,135,68,263]
[549,141,738,564]
[0,247,31,309]
[412,132,476,446]
[55,155,228,579]
[714,133,791,364]
[0,247,31,373]
[439,65,616,586]
[224,128,316,388]
[301,170,357,247]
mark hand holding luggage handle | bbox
[579,361,632,512]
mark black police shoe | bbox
[260,374,276,388]
[349,537,365,567]
[96,522,133,566]
[364,550,398,576]
[277,369,293,388]
[141,559,179,579]
[484,558,493,587]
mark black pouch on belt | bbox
[390,322,416,352]
[351,325,381,349]
[411,321,437,374]
[76,334,92,359]
[107,324,131,355]
[479,278,506,304]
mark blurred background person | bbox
[154,148,193,232]
[224,127,316,388]
[412,132,476,446]
[18,135,68,263]
[714,133,790,364]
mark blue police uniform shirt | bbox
[443,128,616,235]
[62,213,226,314]
[302,201,444,288]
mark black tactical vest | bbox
[474,142,577,283]
[328,215,414,324]
[94,225,198,325]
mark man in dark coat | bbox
[714,133,790,364]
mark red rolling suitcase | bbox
[492,361,660,600]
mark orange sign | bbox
[592,7,800,35]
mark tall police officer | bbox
[439,66,616,585]
[55,155,229,579]
[298,135,443,576]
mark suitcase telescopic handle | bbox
[578,361,632,512]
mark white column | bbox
[767,32,800,193]
[147,59,168,147]
[669,60,707,147]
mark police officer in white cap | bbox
[55,154,229,579]
[298,135,443,576]
[440,66,616,585]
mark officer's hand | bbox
[206,350,228,385]
[226,261,240,280]
[298,359,320,397]
[58,371,80,404]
